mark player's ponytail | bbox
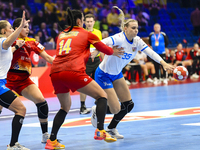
[64,7,74,33]
[113,6,138,32]
[61,7,83,33]
[113,6,125,32]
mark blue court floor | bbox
[0,80,200,150]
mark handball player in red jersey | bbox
[45,8,124,149]
[2,17,54,143]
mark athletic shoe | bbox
[45,139,65,149]
[7,142,30,150]
[146,78,153,83]
[153,77,161,85]
[190,73,199,79]
[125,80,131,85]
[80,106,91,115]
[131,81,138,85]
[91,105,97,128]
[94,129,117,143]
[106,127,124,139]
[163,78,168,84]
[41,132,50,143]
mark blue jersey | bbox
[149,32,168,54]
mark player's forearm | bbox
[93,41,113,55]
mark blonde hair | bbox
[0,20,8,38]
[113,6,137,32]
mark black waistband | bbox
[9,69,28,73]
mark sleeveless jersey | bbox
[10,37,44,74]
[100,32,148,75]
[51,27,101,74]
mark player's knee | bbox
[17,105,26,117]
[36,101,49,119]
[110,106,121,114]
[121,99,134,113]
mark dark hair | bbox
[13,18,22,29]
[64,8,83,33]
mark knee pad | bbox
[36,101,49,119]
[121,99,134,113]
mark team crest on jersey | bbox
[132,47,137,52]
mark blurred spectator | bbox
[187,43,200,78]
[106,8,119,26]
[34,35,40,43]
[174,43,193,76]
[32,10,46,27]
[102,30,109,39]
[122,8,130,20]
[165,49,175,79]
[44,37,55,50]
[44,0,57,14]
[28,17,34,37]
[6,12,15,25]
[56,5,68,29]
[83,0,98,15]
[8,2,14,17]
[0,3,9,17]
[198,36,200,46]
[190,6,200,36]
[47,6,58,25]
[70,0,84,10]
[100,17,109,32]
[93,16,100,30]
[101,5,110,18]
[149,23,169,84]
[122,65,131,85]
[134,51,156,83]
[37,31,45,44]
[149,0,160,25]
[51,22,59,43]
[136,11,148,32]
[63,0,71,9]
[134,0,144,12]
[0,11,6,20]
[129,59,143,84]
[38,22,50,44]
[129,9,136,20]
[17,5,27,18]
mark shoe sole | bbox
[106,131,124,139]
[45,145,65,150]
[91,107,97,128]
[80,110,91,115]
[104,137,117,143]
[94,135,117,143]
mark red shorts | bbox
[51,70,93,94]
[6,72,35,95]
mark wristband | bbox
[15,45,19,50]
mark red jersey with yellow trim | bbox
[51,26,101,74]
[11,37,45,74]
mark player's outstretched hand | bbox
[19,10,30,28]
[112,45,124,58]
[161,60,175,71]
[90,49,99,62]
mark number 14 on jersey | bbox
[59,39,72,55]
